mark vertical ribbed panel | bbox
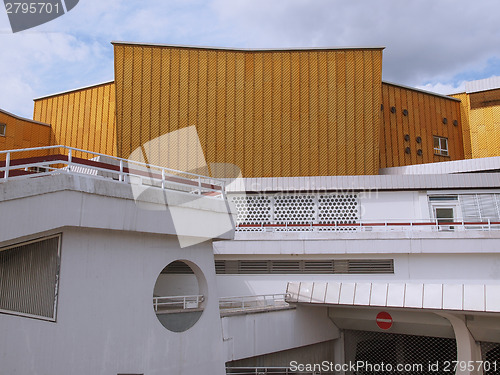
[0,110,51,159]
[32,81,117,158]
[0,236,60,319]
[451,91,500,159]
[113,45,383,177]
[380,82,464,168]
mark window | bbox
[433,136,448,156]
[0,235,61,320]
[0,123,5,136]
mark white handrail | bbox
[0,144,225,184]
[219,293,290,311]
[153,294,204,312]
[235,219,500,232]
[0,145,226,199]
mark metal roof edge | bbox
[382,81,461,102]
[0,107,50,127]
[33,80,115,101]
[111,41,386,52]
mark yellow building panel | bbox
[113,44,384,177]
[290,52,301,177]
[381,82,464,168]
[354,51,365,172]
[272,53,284,177]
[33,81,117,156]
[335,51,347,175]
[281,52,292,177]
[308,52,320,177]
[262,52,274,177]
[318,51,329,176]
[0,109,52,159]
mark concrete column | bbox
[436,312,483,375]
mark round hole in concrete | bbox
[152,260,207,333]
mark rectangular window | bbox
[0,235,61,321]
[433,136,448,156]
[0,123,6,136]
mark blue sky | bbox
[1,0,500,119]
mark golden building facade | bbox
[381,82,464,168]
[452,84,500,159]
[113,43,384,177]
[0,108,51,159]
[33,81,117,158]
[9,42,479,176]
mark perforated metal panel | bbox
[230,192,359,231]
[274,195,316,224]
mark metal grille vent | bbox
[215,259,393,274]
[161,261,194,274]
[0,235,60,320]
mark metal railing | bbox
[226,367,334,374]
[219,294,291,312]
[153,294,204,312]
[235,219,500,232]
[0,145,225,199]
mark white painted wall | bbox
[0,228,226,375]
[216,251,500,298]
[222,306,339,362]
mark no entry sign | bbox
[376,311,393,330]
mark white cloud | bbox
[1,0,500,118]
[416,82,466,96]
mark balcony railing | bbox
[153,294,291,314]
[236,219,500,233]
[219,293,290,312]
[153,295,205,312]
[0,145,225,199]
[226,367,334,374]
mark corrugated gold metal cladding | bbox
[113,45,383,177]
[381,82,464,168]
[451,91,500,159]
[0,110,51,159]
[33,81,117,158]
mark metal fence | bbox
[219,294,290,312]
[153,295,204,312]
[0,145,225,199]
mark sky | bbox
[1,0,500,119]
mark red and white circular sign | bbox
[376,311,393,330]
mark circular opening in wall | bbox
[416,136,422,144]
[443,117,448,125]
[390,106,396,114]
[417,149,423,156]
[152,260,207,333]
[453,120,458,126]
[403,109,408,116]
[404,134,410,142]
[405,147,411,154]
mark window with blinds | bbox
[0,235,61,320]
[459,194,500,222]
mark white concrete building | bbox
[1,147,500,375]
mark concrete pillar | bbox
[436,312,483,375]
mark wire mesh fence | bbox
[343,330,457,375]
